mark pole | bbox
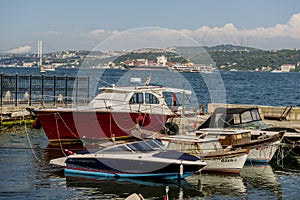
[41,74,44,106]
[15,74,18,106]
[87,76,89,104]
[53,75,56,106]
[75,76,78,105]
[29,75,32,106]
[65,75,68,105]
[0,73,2,107]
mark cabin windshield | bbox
[129,92,160,105]
[89,90,129,108]
[251,109,261,120]
[145,139,165,150]
[240,110,253,123]
[199,142,217,154]
[239,109,261,123]
[167,141,201,155]
[126,140,158,152]
[97,145,132,153]
[183,143,200,155]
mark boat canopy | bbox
[197,107,269,130]
[98,85,192,95]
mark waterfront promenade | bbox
[0,73,89,125]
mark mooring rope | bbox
[23,115,41,162]
[55,113,67,157]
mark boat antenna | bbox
[144,74,152,86]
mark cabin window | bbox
[168,142,182,152]
[145,139,164,150]
[251,109,260,121]
[127,141,153,152]
[200,142,215,154]
[145,93,159,104]
[129,93,144,104]
[213,142,223,150]
[184,143,200,155]
[241,111,253,123]
[100,145,132,153]
[233,114,241,124]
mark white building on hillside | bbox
[281,64,295,72]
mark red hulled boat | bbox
[37,83,192,142]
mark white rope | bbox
[24,115,41,162]
[55,113,67,157]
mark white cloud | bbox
[182,13,300,47]
[8,45,31,53]
[32,31,60,36]
[28,13,300,50]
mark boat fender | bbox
[179,163,183,179]
[65,149,75,155]
[136,114,145,127]
[32,118,42,129]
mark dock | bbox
[0,73,90,126]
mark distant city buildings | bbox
[0,46,299,72]
[271,64,296,73]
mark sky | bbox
[1,0,300,53]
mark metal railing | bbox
[0,73,89,107]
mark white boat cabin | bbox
[195,129,252,147]
[88,85,191,114]
[160,135,224,156]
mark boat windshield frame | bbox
[96,139,166,154]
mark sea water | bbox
[0,67,299,199]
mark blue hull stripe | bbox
[65,168,193,179]
[246,158,270,163]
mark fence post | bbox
[75,76,78,106]
[29,75,32,106]
[15,74,18,106]
[87,76,89,103]
[0,73,2,107]
[53,75,56,106]
[65,75,68,105]
[41,74,44,107]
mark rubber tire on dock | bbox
[162,122,179,135]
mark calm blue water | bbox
[1,67,299,107]
[0,67,300,199]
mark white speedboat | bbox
[50,139,207,180]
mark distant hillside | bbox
[204,44,261,52]
[1,44,299,71]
